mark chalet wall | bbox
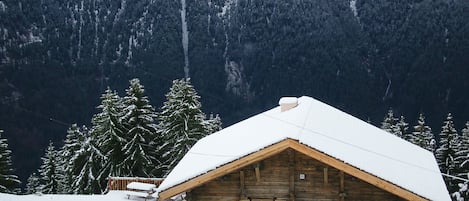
[188,149,404,201]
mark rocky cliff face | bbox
[1,0,468,183]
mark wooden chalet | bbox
[157,96,450,201]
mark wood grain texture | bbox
[159,139,428,201]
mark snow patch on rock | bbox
[19,26,43,48]
[349,0,359,21]
[180,0,190,78]
[77,0,84,61]
[125,35,136,66]
[224,61,251,98]
[218,0,230,17]
[207,0,211,34]
[0,1,6,12]
[220,0,252,99]
[443,27,449,64]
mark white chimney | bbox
[279,97,298,112]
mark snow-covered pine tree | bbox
[58,124,87,193]
[159,78,210,175]
[452,182,469,201]
[120,78,159,177]
[394,116,409,139]
[69,127,105,194]
[409,113,435,152]
[435,113,460,191]
[380,109,399,136]
[0,130,20,194]
[91,88,126,188]
[26,172,40,194]
[38,141,60,194]
[455,122,469,179]
[206,114,222,135]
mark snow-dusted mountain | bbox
[0,0,468,185]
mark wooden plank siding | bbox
[107,177,164,191]
[159,139,292,200]
[188,149,404,201]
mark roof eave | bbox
[289,140,429,201]
[158,138,429,201]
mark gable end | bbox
[158,138,429,201]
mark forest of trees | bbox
[1,78,469,199]
[380,109,469,199]
[0,130,21,193]
[1,1,469,192]
[5,78,221,194]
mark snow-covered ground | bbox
[0,191,157,201]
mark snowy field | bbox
[0,191,157,201]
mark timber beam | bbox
[323,167,329,186]
[287,139,428,201]
[288,150,295,201]
[158,140,291,200]
[158,139,428,201]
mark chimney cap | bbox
[279,97,298,112]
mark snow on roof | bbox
[278,97,298,105]
[158,96,450,201]
[127,182,156,191]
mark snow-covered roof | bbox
[158,96,450,200]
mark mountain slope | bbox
[0,0,468,185]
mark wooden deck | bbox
[107,177,164,191]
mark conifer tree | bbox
[206,114,222,135]
[59,124,87,193]
[159,79,210,175]
[394,116,409,139]
[69,127,105,194]
[91,88,126,186]
[120,78,159,177]
[0,130,20,194]
[381,109,399,136]
[453,182,469,201]
[410,114,435,152]
[435,113,460,191]
[38,142,60,194]
[26,173,40,194]
[455,122,469,178]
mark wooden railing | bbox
[107,177,164,191]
